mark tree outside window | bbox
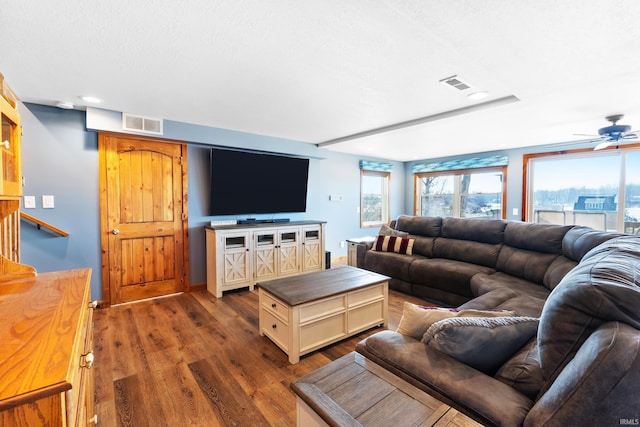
[415,168,505,219]
[360,170,390,227]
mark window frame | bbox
[360,169,390,228]
[523,143,640,231]
[413,166,507,219]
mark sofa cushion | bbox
[503,221,572,255]
[433,237,502,269]
[395,215,442,237]
[470,272,550,300]
[363,250,416,283]
[561,226,622,262]
[409,258,495,298]
[542,255,578,290]
[378,224,409,237]
[537,236,640,387]
[395,301,515,339]
[422,316,539,375]
[373,235,415,255]
[496,246,558,285]
[356,331,534,426]
[441,217,506,244]
[527,322,640,427]
[410,235,437,258]
[494,339,544,400]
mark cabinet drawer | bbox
[300,313,346,352]
[348,284,385,307]
[66,299,94,426]
[261,308,289,352]
[261,293,289,322]
[348,300,384,333]
[300,295,345,323]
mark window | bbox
[415,167,506,218]
[360,170,389,227]
[525,145,640,232]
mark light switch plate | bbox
[42,195,55,209]
[23,195,36,209]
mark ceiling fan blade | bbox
[594,140,612,150]
[573,133,599,137]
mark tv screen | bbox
[209,149,309,216]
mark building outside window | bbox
[360,170,390,227]
[525,146,640,233]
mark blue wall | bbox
[20,103,590,302]
[19,103,405,301]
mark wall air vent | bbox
[439,75,472,91]
[122,113,163,135]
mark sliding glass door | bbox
[526,147,640,232]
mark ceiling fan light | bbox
[594,140,612,150]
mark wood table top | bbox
[256,266,389,306]
[291,352,481,427]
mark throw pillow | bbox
[378,224,409,238]
[395,301,516,339]
[422,316,539,374]
[372,235,415,255]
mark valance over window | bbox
[359,160,393,172]
[412,155,508,174]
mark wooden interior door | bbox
[99,133,188,305]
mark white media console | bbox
[205,220,326,297]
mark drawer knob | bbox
[82,351,95,369]
[271,303,277,309]
[272,324,277,329]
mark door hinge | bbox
[182,212,186,221]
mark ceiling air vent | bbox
[122,113,163,135]
[439,75,472,91]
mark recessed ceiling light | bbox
[80,96,103,104]
[467,91,488,100]
[56,101,74,109]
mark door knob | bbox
[112,229,120,235]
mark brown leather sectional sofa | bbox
[355,215,640,426]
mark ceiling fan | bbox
[575,114,639,150]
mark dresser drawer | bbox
[261,292,289,322]
[299,312,346,353]
[65,297,95,426]
[300,295,345,323]
[261,308,290,352]
[348,300,384,333]
[348,284,385,307]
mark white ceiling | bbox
[2,0,640,161]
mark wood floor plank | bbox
[189,355,270,426]
[93,269,433,427]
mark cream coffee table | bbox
[257,266,389,364]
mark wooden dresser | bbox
[0,268,96,426]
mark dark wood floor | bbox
[93,272,429,426]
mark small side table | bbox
[347,236,376,267]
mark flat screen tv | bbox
[209,148,309,216]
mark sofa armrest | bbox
[356,331,533,427]
[355,240,374,268]
[525,322,640,427]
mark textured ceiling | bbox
[2,0,640,161]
